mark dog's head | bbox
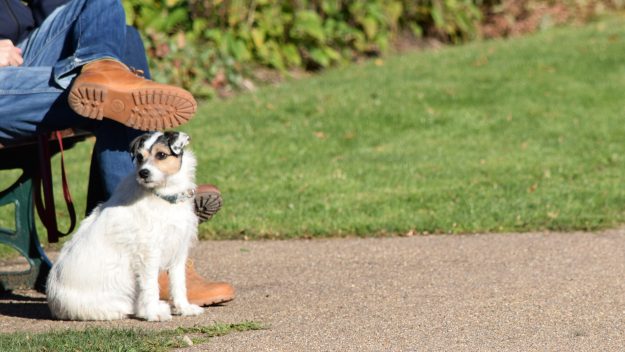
[129,131,191,188]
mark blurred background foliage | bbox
[121,0,625,99]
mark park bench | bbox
[0,129,90,292]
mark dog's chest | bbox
[138,197,196,243]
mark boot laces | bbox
[130,67,145,78]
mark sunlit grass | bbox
[3,19,625,242]
[0,322,264,352]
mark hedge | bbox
[121,0,622,98]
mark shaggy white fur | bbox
[46,132,203,321]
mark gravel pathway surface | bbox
[2,230,625,351]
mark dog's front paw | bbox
[174,303,204,316]
[139,301,172,322]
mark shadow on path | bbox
[0,291,52,320]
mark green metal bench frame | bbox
[0,132,89,292]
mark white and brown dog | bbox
[46,131,203,321]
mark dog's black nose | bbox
[138,169,150,179]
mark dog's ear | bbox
[165,131,190,156]
[129,133,150,158]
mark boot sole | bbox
[195,190,223,224]
[190,295,235,307]
[68,83,196,131]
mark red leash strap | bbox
[55,131,77,231]
[34,131,77,243]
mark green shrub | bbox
[122,0,483,98]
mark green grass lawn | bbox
[3,18,625,242]
[0,322,263,352]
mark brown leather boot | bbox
[158,185,229,305]
[68,59,196,131]
[195,184,223,224]
[159,261,235,306]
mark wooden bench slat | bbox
[0,129,92,150]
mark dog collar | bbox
[154,189,195,204]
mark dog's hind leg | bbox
[169,256,203,316]
[47,256,134,321]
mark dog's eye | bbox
[135,154,144,163]
[155,152,169,160]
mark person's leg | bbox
[0,66,66,143]
[0,0,127,142]
[23,0,140,208]
[37,26,150,212]
[0,0,186,207]
[17,0,193,133]
[1,0,137,207]
[85,27,148,212]
[19,0,126,88]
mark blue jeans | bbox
[0,0,148,213]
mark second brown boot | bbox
[159,261,235,306]
[68,59,196,131]
[195,184,223,224]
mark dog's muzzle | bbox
[138,169,150,180]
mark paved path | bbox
[2,230,625,351]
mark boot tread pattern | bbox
[69,84,196,131]
[68,86,105,120]
[195,191,223,224]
